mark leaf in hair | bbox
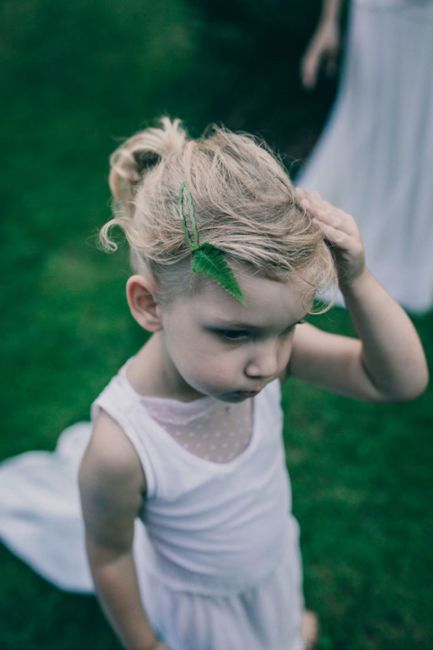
[192,243,246,305]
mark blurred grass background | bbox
[0,1,432,648]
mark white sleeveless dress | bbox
[298,0,433,313]
[0,363,305,650]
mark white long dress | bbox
[298,0,433,313]
[0,362,305,650]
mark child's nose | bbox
[245,340,281,380]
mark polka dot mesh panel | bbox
[141,395,253,464]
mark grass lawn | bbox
[1,1,432,648]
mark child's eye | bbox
[216,329,250,342]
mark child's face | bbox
[158,270,313,402]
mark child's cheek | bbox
[191,354,237,390]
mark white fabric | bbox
[355,0,430,8]
[0,423,92,591]
[298,0,433,312]
[138,395,252,462]
[128,370,254,463]
[0,363,304,650]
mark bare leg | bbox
[301,610,319,649]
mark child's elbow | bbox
[384,368,429,403]
[407,369,429,401]
[409,361,429,399]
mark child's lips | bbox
[234,388,261,398]
[223,384,265,401]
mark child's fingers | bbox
[315,220,354,248]
[295,187,365,282]
[295,190,357,244]
[311,204,358,237]
[295,188,358,237]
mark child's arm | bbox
[79,410,168,650]
[289,190,429,402]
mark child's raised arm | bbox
[79,411,168,650]
[289,190,428,402]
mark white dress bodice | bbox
[92,367,293,595]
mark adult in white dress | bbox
[298,0,433,313]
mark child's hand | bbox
[296,188,366,287]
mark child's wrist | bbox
[339,266,370,293]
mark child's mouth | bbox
[229,389,260,400]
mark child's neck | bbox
[127,334,205,402]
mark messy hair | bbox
[100,117,337,310]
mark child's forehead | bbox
[191,272,313,323]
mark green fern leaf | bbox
[192,243,246,305]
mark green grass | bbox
[282,309,433,649]
[1,1,432,648]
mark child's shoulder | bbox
[80,409,146,496]
[79,410,146,547]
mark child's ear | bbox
[126,275,162,332]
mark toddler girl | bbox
[0,117,428,650]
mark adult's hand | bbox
[300,20,340,90]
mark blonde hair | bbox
[100,117,337,309]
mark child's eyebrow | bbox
[203,318,302,331]
[205,321,261,330]
[203,317,264,328]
